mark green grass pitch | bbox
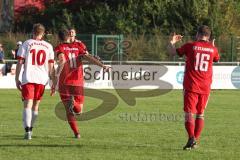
[0,89,239,160]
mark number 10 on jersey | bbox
[30,49,46,66]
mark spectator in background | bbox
[12,41,22,60]
[3,41,23,75]
[0,43,5,63]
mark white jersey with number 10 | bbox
[17,39,54,85]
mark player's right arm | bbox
[49,51,65,96]
[15,42,26,91]
[213,48,220,62]
[56,52,66,73]
[53,52,66,91]
[167,32,183,56]
[15,59,23,91]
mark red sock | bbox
[185,114,195,138]
[194,118,204,140]
[67,113,79,135]
[63,101,79,135]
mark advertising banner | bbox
[0,64,239,89]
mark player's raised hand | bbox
[211,38,215,46]
[15,80,22,91]
[170,32,183,44]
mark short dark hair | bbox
[197,25,211,37]
[33,23,45,35]
[58,29,69,41]
[69,27,76,31]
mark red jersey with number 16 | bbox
[55,42,87,86]
[176,41,220,94]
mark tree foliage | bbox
[14,0,240,36]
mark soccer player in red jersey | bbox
[53,29,110,138]
[15,23,55,140]
[168,25,220,150]
[69,28,103,62]
[69,28,78,43]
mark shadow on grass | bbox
[0,144,83,148]
[0,135,183,151]
[1,134,81,140]
[0,142,182,151]
[0,143,167,150]
[1,134,24,140]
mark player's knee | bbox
[24,99,33,108]
[184,112,194,117]
[184,112,194,121]
[74,104,83,114]
[32,105,39,111]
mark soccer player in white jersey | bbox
[15,23,55,140]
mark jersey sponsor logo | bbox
[193,46,214,53]
[63,47,79,51]
[29,41,49,49]
[231,66,240,89]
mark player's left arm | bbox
[83,51,111,72]
[48,62,55,81]
[48,62,56,96]
[15,42,26,91]
[15,59,23,91]
[48,47,55,80]
[48,47,56,96]
[213,48,220,62]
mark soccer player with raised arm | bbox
[69,28,78,43]
[168,25,220,150]
[69,28,103,61]
[53,29,110,138]
[15,23,55,140]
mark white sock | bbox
[23,108,32,129]
[31,111,38,128]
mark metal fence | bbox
[77,34,240,62]
[1,34,240,62]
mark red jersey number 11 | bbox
[69,53,77,68]
[195,53,210,71]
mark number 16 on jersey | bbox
[195,53,210,71]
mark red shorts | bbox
[59,85,84,113]
[22,83,45,100]
[183,90,209,114]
